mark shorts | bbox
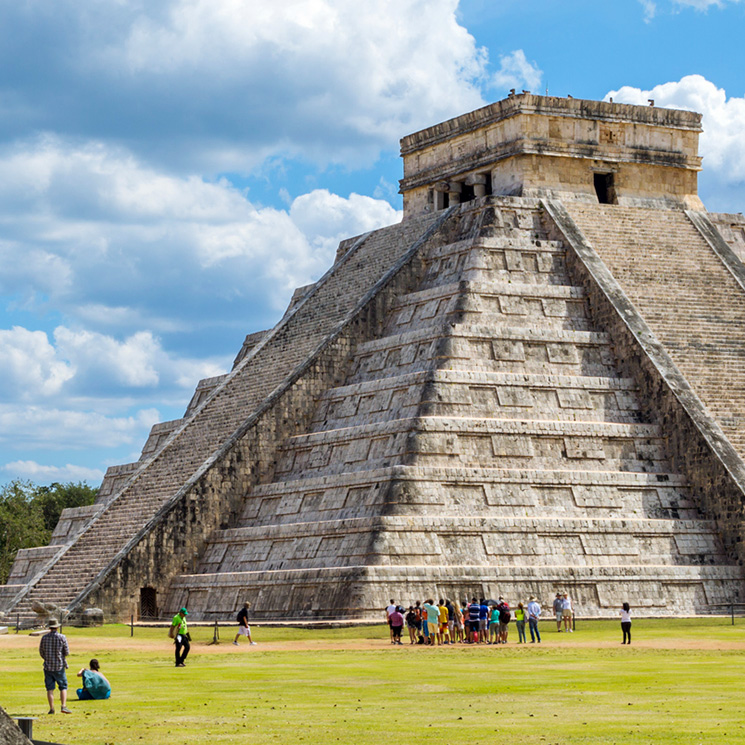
[556,612,563,623]
[45,669,68,691]
[479,619,487,631]
[439,623,448,634]
[470,620,480,633]
[238,625,252,636]
[562,609,572,618]
[454,616,463,629]
[499,622,509,633]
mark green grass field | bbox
[2,619,744,744]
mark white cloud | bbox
[606,75,745,207]
[0,327,73,399]
[639,0,657,20]
[0,0,486,173]
[0,406,160,452]
[2,460,105,483]
[493,50,542,93]
[0,136,402,329]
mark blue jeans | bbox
[529,617,541,642]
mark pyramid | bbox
[3,94,745,623]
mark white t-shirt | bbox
[386,604,396,617]
[620,609,632,623]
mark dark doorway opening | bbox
[594,173,617,204]
[460,183,475,202]
[140,587,158,619]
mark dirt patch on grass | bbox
[3,634,745,654]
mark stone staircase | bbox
[166,200,742,619]
[1,209,445,624]
[566,204,745,458]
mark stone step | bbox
[239,465,699,525]
[273,416,670,479]
[350,323,616,383]
[312,370,642,430]
[200,515,728,573]
[165,563,743,621]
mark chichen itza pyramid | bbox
[3,93,745,624]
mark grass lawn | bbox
[1,618,744,744]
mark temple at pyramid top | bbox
[399,93,704,216]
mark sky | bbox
[0,0,743,486]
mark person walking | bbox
[527,597,541,643]
[39,618,70,714]
[620,602,632,645]
[170,607,190,667]
[233,601,257,646]
[76,659,111,700]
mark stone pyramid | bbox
[3,93,745,623]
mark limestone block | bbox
[565,437,606,460]
[492,340,526,361]
[497,386,534,408]
[492,435,534,457]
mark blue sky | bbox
[0,0,743,486]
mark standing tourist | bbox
[405,606,419,645]
[233,601,257,646]
[437,599,449,645]
[489,603,500,644]
[553,593,563,632]
[498,599,511,644]
[562,593,574,632]
[527,597,541,643]
[468,598,481,643]
[39,618,70,714]
[170,607,191,667]
[620,602,632,645]
[76,659,111,700]
[385,599,397,644]
[422,599,439,645]
[478,598,489,644]
[389,606,404,644]
[514,602,527,644]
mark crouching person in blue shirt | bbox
[76,659,111,700]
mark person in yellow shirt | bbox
[437,599,449,645]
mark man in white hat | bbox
[39,618,70,714]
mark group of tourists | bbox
[385,595,548,646]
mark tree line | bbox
[0,480,99,584]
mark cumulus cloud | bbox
[0,0,486,173]
[606,75,745,208]
[493,50,542,93]
[0,136,401,342]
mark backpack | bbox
[236,610,243,623]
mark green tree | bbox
[0,480,99,584]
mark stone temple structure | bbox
[3,93,745,624]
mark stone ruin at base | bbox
[3,93,745,624]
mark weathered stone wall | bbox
[545,200,745,572]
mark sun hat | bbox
[47,618,60,629]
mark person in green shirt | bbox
[170,608,190,667]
